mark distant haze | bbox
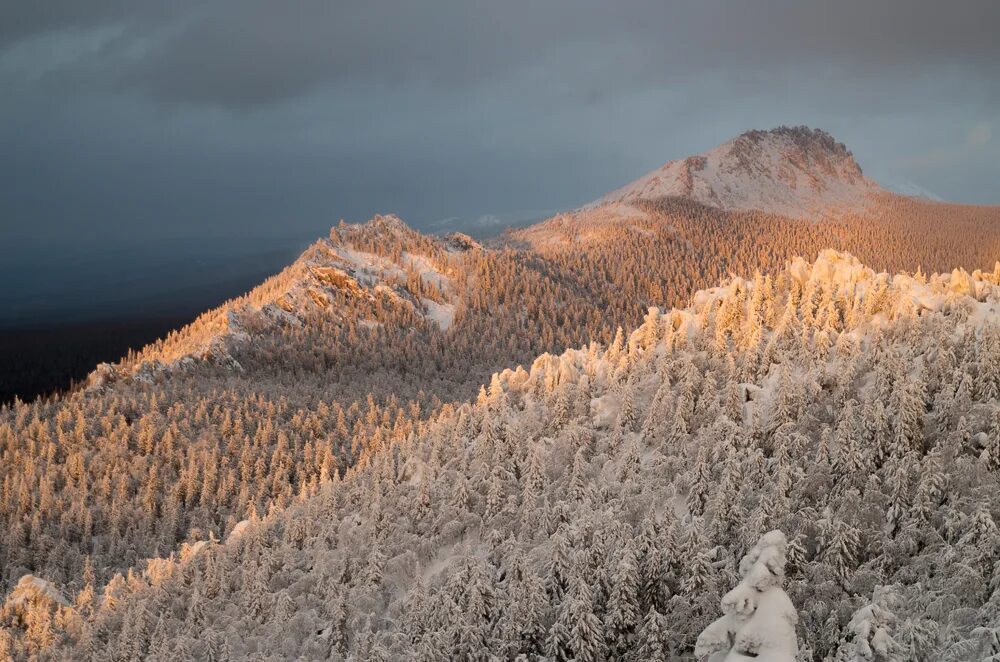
[2,0,998,325]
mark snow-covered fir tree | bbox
[696,530,798,661]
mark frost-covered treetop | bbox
[737,530,788,592]
[696,530,798,662]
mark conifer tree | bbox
[636,606,672,662]
[567,578,605,662]
[605,544,641,656]
[833,586,906,662]
[696,530,798,661]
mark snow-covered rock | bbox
[592,126,879,220]
[85,362,119,390]
[4,575,69,609]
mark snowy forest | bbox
[3,188,1000,659]
[4,0,999,644]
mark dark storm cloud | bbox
[116,0,1000,109]
[0,1,133,46]
[6,1,999,108]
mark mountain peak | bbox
[594,125,877,219]
[739,125,852,154]
[730,125,863,177]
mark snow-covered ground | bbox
[421,297,456,331]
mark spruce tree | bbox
[696,530,798,661]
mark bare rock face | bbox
[444,232,481,252]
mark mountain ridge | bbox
[83,127,1000,393]
[87,215,469,388]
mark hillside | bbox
[96,215,461,382]
[2,127,1000,660]
[15,251,1000,660]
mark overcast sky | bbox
[2,0,998,323]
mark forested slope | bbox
[9,251,1000,660]
[5,191,998,604]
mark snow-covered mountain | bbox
[91,215,468,385]
[592,126,880,219]
[4,127,1000,660]
[93,128,1000,386]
